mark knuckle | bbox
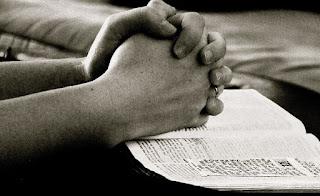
[186,12,205,27]
[210,66,233,85]
[139,7,159,26]
[105,14,118,25]
[147,0,171,15]
[209,32,225,43]
[208,43,226,62]
[206,98,224,116]
[148,0,162,6]
[210,32,225,41]
[140,7,153,18]
[104,15,121,34]
[145,2,170,20]
[187,12,202,20]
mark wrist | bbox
[75,80,127,148]
[49,82,107,147]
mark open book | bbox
[125,89,320,192]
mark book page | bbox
[142,89,306,139]
[126,134,320,190]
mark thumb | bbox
[145,0,177,37]
[84,5,178,80]
[142,8,177,37]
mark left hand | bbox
[83,0,222,81]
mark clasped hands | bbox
[83,0,232,146]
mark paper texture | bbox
[125,89,320,191]
[186,158,320,177]
[142,89,306,139]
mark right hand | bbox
[85,30,213,147]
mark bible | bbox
[125,89,320,192]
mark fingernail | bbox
[204,50,213,63]
[174,45,186,58]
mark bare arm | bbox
[0,0,226,101]
[0,1,194,100]
[0,1,232,171]
[0,58,85,100]
[0,82,94,169]
[0,34,198,170]
[0,30,231,171]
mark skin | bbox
[103,32,219,140]
[0,0,232,170]
[0,0,229,101]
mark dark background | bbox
[107,0,320,13]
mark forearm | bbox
[0,58,86,100]
[0,82,100,170]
